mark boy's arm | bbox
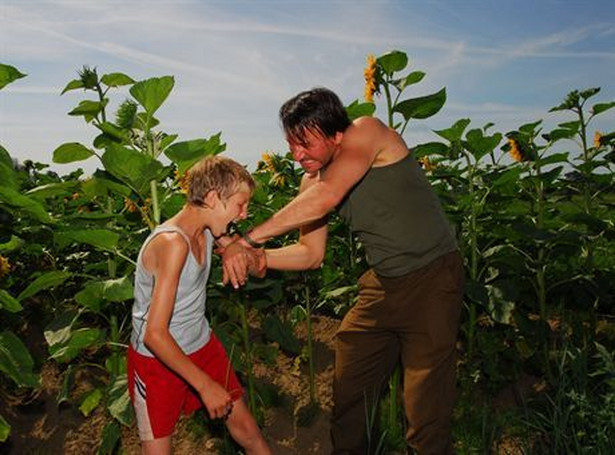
[143,233,233,419]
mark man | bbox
[224,87,464,454]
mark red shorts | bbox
[127,333,243,440]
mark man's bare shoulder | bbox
[353,115,385,129]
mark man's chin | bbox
[302,162,322,175]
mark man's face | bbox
[287,128,340,175]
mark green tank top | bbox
[338,154,457,277]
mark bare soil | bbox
[1,315,339,454]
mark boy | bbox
[128,156,271,454]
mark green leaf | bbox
[161,193,186,219]
[102,276,133,302]
[49,327,104,363]
[82,174,131,198]
[0,144,13,167]
[0,330,39,388]
[101,72,135,87]
[592,101,615,116]
[0,161,17,190]
[129,76,174,117]
[26,181,79,200]
[536,152,569,167]
[411,141,449,158]
[0,186,53,223]
[54,229,120,251]
[263,315,301,355]
[98,421,121,455]
[543,128,576,142]
[0,413,10,442]
[164,133,226,174]
[464,129,502,161]
[79,388,103,416]
[486,283,516,324]
[0,63,26,90]
[108,374,134,426]
[434,118,471,143]
[0,235,24,253]
[345,100,376,121]
[57,365,75,405]
[101,144,165,194]
[393,88,446,121]
[52,142,94,164]
[18,270,72,301]
[395,71,425,90]
[95,122,126,142]
[68,99,108,119]
[75,283,104,313]
[44,310,79,348]
[60,79,84,95]
[0,289,22,313]
[491,167,522,188]
[377,50,408,76]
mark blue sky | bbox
[1,0,614,175]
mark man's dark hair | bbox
[279,87,351,145]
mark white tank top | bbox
[131,225,213,357]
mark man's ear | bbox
[333,131,343,145]
[204,190,220,208]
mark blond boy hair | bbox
[187,155,255,205]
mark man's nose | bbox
[292,146,306,162]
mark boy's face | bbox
[211,182,252,237]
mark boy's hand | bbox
[221,242,250,288]
[247,247,267,278]
[198,378,233,420]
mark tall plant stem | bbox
[149,180,160,226]
[466,159,479,363]
[238,294,256,414]
[577,105,594,268]
[388,365,401,442]
[303,283,316,405]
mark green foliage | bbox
[0,55,613,452]
[0,63,26,90]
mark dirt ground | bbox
[1,315,339,454]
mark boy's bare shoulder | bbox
[142,231,189,270]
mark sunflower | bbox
[363,54,378,103]
[418,156,436,172]
[0,255,11,279]
[260,152,276,173]
[508,138,524,162]
[124,197,138,213]
[594,131,603,148]
[175,169,192,194]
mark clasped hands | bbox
[218,235,266,289]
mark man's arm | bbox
[264,173,329,271]
[221,173,329,287]
[246,117,384,245]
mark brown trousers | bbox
[331,251,464,455]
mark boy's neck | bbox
[165,205,210,238]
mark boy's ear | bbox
[204,190,220,208]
